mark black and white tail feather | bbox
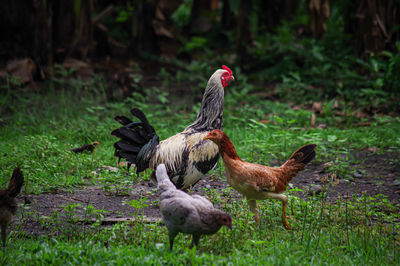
[111,108,159,173]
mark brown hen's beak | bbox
[203,136,209,141]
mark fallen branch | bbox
[82,216,163,225]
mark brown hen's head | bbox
[203,129,225,144]
[204,129,241,160]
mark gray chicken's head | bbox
[216,211,232,230]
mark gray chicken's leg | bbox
[168,231,177,251]
[190,234,201,248]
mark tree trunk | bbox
[308,0,330,39]
[221,0,234,30]
[344,0,400,58]
[236,0,252,66]
[0,0,49,65]
[258,0,299,32]
[187,0,212,34]
[52,0,94,61]
[130,0,158,55]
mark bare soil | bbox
[14,150,400,237]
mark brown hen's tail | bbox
[280,144,317,184]
[7,167,24,198]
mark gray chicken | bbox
[156,164,232,250]
[0,167,24,247]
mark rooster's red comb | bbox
[222,65,232,75]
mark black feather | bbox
[125,121,144,128]
[130,108,155,135]
[136,135,159,173]
[119,151,138,162]
[118,127,147,144]
[195,154,219,175]
[111,129,124,139]
[136,127,150,140]
[130,108,149,124]
[112,108,159,173]
[114,115,132,126]
[114,141,141,153]
[173,148,190,189]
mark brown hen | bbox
[204,129,316,229]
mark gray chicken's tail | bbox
[156,164,177,192]
[111,108,159,173]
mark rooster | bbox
[204,129,316,229]
[156,164,232,250]
[111,66,234,189]
[0,167,24,247]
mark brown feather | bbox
[70,141,100,153]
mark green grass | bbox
[0,77,399,264]
[2,194,399,265]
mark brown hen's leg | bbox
[264,192,290,230]
[281,197,290,230]
[248,200,260,226]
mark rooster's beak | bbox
[231,76,235,81]
[228,224,232,230]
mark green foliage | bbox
[171,0,192,27]
[115,5,134,23]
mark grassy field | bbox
[0,77,399,265]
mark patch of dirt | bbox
[13,150,400,237]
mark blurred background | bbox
[0,0,399,113]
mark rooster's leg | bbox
[263,192,290,230]
[247,200,260,226]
